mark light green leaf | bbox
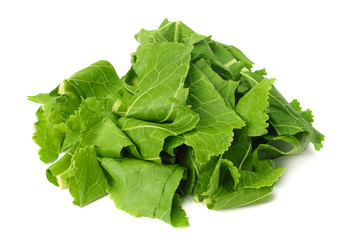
[254,132,310,162]
[290,99,314,123]
[119,67,139,94]
[194,59,238,109]
[206,186,273,210]
[69,146,107,207]
[170,193,189,227]
[241,70,324,150]
[101,158,188,227]
[32,105,65,163]
[192,156,220,202]
[184,63,245,165]
[236,78,275,137]
[79,98,134,158]
[220,44,254,69]
[116,42,192,122]
[136,20,180,43]
[118,105,199,162]
[237,168,286,189]
[204,159,240,198]
[57,110,81,152]
[178,147,199,195]
[183,33,210,46]
[135,19,207,46]
[191,40,236,79]
[67,60,123,98]
[28,94,67,104]
[222,128,252,169]
[135,28,167,44]
[30,82,82,163]
[46,143,79,189]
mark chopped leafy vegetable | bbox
[29,19,324,227]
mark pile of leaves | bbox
[29,19,324,227]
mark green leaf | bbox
[69,146,107,207]
[79,98,134,158]
[163,136,185,156]
[184,63,245,165]
[222,128,252,169]
[206,186,273,210]
[191,40,237,79]
[178,147,199,195]
[28,94,67,104]
[32,105,65,163]
[135,19,208,46]
[237,168,286,189]
[135,28,167,44]
[241,70,324,150]
[46,143,79,188]
[194,59,238,109]
[101,158,188,227]
[57,110,81,152]
[221,44,254,69]
[118,105,199,162]
[254,132,310,162]
[192,155,220,202]
[183,33,210,46]
[170,193,189,227]
[236,78,275,137]
[254,68,267,76]
[290,99,314,123]
[66,60,123,98]
[135,20,180,44]
[115,42,192,122]
[201,154,279,210]
[203,159,240,198]
[30,82,82,163]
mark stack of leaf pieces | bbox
[29,19,324,227]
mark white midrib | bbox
[174,21,180,42]
[219,190,272,209]
[241,191,272,206]
[224,59,237,68]
[238,143,251,169]
[122,125,177,135]
[160,83,183,122]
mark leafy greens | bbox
[29,19,324,227]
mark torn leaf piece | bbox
[206,186,273,210]
[32,105,65,163]
[203,159,241,198]
[117,42,192,122]
[118,105,199,162]
[135,18,208,46]
[290,99,314,123]
[101,158,189,227]
[67,60,123,98]
[254,132,310,162]
[184,63,245,165]
[194,59,238,110]
[30,83,81,163]
[237,168,286,189]
[69,146,107,207]
[222,128,252,169]
[46,143,79,189]
[236,78,275,137]
[79,98,134,158]
[241,70,324,150]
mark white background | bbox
[1,0,359,239]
